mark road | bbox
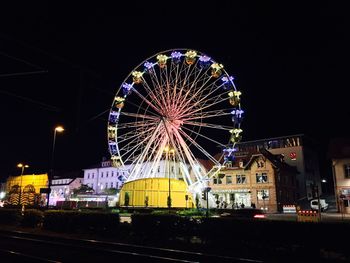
[266,212,350,222]
[0,230,263,263]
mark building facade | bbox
[83,159,127,194]
[209,149,297,213]
[329,138,350,213]
[5,173,48,206]
[234,134,321,201]
[49,176,84,206]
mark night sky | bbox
[0,2,348,180]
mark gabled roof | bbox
[244,148,298,173]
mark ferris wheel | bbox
[107,49,243,204]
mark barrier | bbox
[283,205,297,213]
[297,210,320,222]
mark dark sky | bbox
[0,1,348,179]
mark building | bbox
[234,134,321,201]
[209,149,298,213]
[83,158,128,194]
[5,173,48,206]
[49,171,84,206]
[329,138,350,213]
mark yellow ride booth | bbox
[119,178,195,208]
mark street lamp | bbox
[47,125,64,208]
[17,163,29,206]
[164,146,173,211]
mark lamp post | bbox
[47,125,64,208]
[17,163,29,206]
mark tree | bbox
[195,193,200,209]
[124,192,130,207]
[104,188,118,195]
[72,184,94,196]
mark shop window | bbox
[257,190,269,200]
[236,174,246,184]
[226,176,232,184]
[256,173,268,183]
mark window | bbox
[88,173,90,179]
[213,177,218,184]
[256,173,268,183]
[226,175,232,184]
[236,174,246,184]
[344,164,350,178]
[106,172,109,177]
[111,171,114,177]
[101,172,104,178]
[92,173,94,179]
[257,190,269,200]
[218,174,224,184]
[111,182,113,188]
[105,182,108,189]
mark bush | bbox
[131,213,197,239]
[21,209,44,227]
[43,210,120,235]
[177,208,206,217]
[0,208,21,225]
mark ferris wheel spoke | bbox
[173,130,206,183]
[183,120,233,131]
[118,126,156,145]
[131,88,164,116]
[148,66,169,110]
[176,71,216,112]
[127,121,164,181]
[178,80,226,117]
[160,66,172,111]
[120,111,159,121]
[173,59,197,110]
[177,128,221,164]
[180,93,228,120]
[182,109,231,121]
[117,120,158,130]
[181,125,228,149]
[174,67,205,114]
[139,77,166,110]
[121,127,162,164]
[124,99,160,118]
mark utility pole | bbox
[316,185,322,222]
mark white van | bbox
[310,199,328,211]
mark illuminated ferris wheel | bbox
[107,49,243,203]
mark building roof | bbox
[329,137,350,159]
[244,148,298,173]
[236,134,305,145]
[52,170,83,180]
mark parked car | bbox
[310,199,329,211]
[220,208,266,219]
